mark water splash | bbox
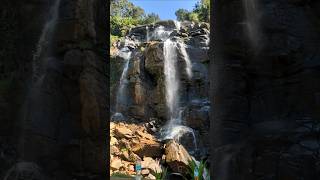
[174,20,181,30]
[163,39,179,119]
[115,47,132,112]
[151,26,172,41]
[162,125,197,150]
[32,0,61,82]
[178,42,193,79]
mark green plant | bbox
[153,167,167,180]
[188,159,209,180]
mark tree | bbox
[175,9,190,21]
[143,13,160,24]
[188,12,199,22]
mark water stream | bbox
[178,42,193,79]
[115,47,132,112]
[243,0,261,49]
[32,0,61,83]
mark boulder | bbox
[165,140,192,174]
[110,157,122,170]
[141,157,162,174]
[114,126,133,139]
[132,139,163,158]
[146,173,156,180]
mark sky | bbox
[129,0,199,20]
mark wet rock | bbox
[165,140,192,174]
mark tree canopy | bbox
[175,0,210,22]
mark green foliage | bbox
[175,9,190,21]
[187,159,209,180]
[143,13,160,24]
[110,0,161,41]
[188,12,199,22]
[111,0,145,18]
[111,16,140,36]
[153,167,167,180]
[110,35,120,46]
[175,0,210,22]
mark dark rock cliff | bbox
[212,0,320,179]
[0,0,107,179]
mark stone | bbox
[141,169,150,175]
[114,126,133,139]
[141,157,162,174]
[165,140,192,174]
[132,139,163,158]
[146,173,156,180]
[110,146,120,155]
[110,136,118,146]
[110,157,122,170]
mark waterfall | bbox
[146,26,150,42]
[243,0,261,49]
[163,39,179,119]
[178,42,193,79]
[115,47,132,113]
[161,38,197,150]
[32,0,61,82]
[174,20,181,30]
[151,26,171,41]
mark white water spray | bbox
[32,0,61,82]
[115,47,132,112]
[151,26,171,41]
[174,20,181,30]
[178,42,193,79]
[163,39,179,119]
[146,26,150,42]
[243,0,261,49]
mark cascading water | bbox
[163,39,179,119]
[178,42,193,79]
[115,47,132,112]
[161,37,197,150]
[150,26,171,41]
[32,0,61,82]
[174,20,181,30]
[243,0,261,49]
[17,0,61,162]
[146,26,150,42]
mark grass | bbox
[187,159,210,180]
[153,167,167,180]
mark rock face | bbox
[111,20,211,154]
[165,140,192,175]
[212,1,320,179]
[0,0,107,179]
[110,122,163,178]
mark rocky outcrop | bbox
[212,1,320,179]
[110,122,164,178]
[165,140,192,175]
[111,20,211,154]
[0,0,107,179]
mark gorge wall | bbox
[212,0,320,179]
[111,20,211,157]
[0,0,107,179]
